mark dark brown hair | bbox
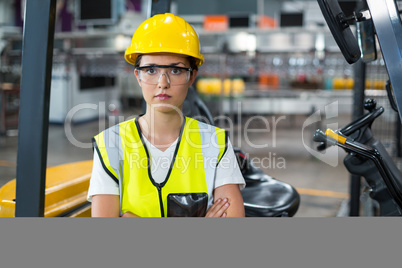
[134,55,143,68]
[187,56,198,72]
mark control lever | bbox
[322,128,402,208]
[314,128,376,153]
[313,129,338,147]
[315,101,383,152]
[325,128,374,152]
[364,98,377,112]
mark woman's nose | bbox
[157,73,170,88]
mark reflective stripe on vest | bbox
[93,117,227,217]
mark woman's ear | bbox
[134,69,141,86]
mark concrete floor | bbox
[0,108,352,217]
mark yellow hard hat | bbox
[124,13,204,67]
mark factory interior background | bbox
[1,0,401,217]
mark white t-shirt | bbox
[87,135,245,210]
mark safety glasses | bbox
[136,65,192,85]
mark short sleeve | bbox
[214,139,246,190]
[87,150,120,202]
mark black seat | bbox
[241,179,300,217]
[234,147,300,217]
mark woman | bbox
[87,13,245,217]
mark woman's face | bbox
[134,53,197,115]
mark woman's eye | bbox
[145,67,157,75]
[170,68,182,75]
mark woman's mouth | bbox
[155,94,171,100]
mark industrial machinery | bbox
[314,0,402,216]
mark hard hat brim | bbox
[125,49,204,67]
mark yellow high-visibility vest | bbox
[93,117,227,217]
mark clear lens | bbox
[137,66,191,85]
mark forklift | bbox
[3,0,402,217]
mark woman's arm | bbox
[91,194,120,217]
[213,184,245,217]
[91,195,140,217]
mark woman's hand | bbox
[213,184,245,217]
[205,198,230,217]
[121,211,140,217]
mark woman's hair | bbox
[187,57,198,72]
[134,55,143,69]
[134,55,199,74]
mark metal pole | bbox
[148,0,171,18]
[218,53,226,128]
[396,114,401,157]
[15,0,56,217]
[349,59,366,216]
[348,0,370,216]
